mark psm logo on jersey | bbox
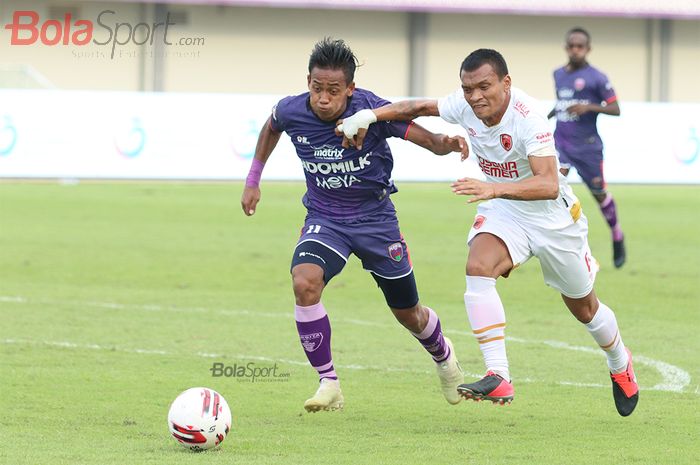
[473,215,486,230]
[500,134,512,151]
[387,243,403,262]
[574,78,586,91]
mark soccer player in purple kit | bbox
[548,27,626,268]
[241,38,467,412]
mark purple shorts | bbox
[294,206,413,280]
[558,149,606,194]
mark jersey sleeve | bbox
[380,119,412,139]
[269,96,293,133]
[521,113,556,157]
[363,91,411,140]
[597,72,617,105]
[437,88,465,125]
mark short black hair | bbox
[566,27,591,44]
[308,37,358,84]
[460,49,509,79]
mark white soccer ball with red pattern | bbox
[168,387,232,451]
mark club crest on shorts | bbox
[500,134,513,151]
[387,242,403,262]
[300,333,323,352]
[473,215,486,229]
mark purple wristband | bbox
[245,159,265,188]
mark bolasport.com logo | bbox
[3,10,205,59]
[210,362,291,383]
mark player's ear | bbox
[307,74,311,87]
[503,74,512,91]
[346,81,355,96]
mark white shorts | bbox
[467,204,597,298]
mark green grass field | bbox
[1,181,698,465]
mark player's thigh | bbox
[557,148,573,174]
[466,207,531,277]
[571,152,606,195]
[533,217,597,299]
[291,218,350,284]
[350,213,414,280]
[371,271,420,310]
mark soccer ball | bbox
[167,387,232,451]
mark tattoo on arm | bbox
[395,100,423,120]
[382,100,437,120]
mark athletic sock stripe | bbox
[478,336,505,344]
[433,346,450,363]
[600,331,619,350]
[472,322,506,335]
[313,361,334,372]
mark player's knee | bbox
[564,293,598,323]
[574,304,597,324]
[589,178,606,199]
[593,191,607,203]
[466,259,499,278]
[292,271,323,305]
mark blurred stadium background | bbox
[0,0,698,183]
[1,2,699,464]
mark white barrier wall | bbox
[2,2,699,103]
[0,89,698,183]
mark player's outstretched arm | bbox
[451,151,560,203]
[373,99,440,121]
[337,99,440,150]
[241,117,282,216]
[405,123,469,160]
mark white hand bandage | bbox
[338,109,377,138]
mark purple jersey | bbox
[552,65,617,155]
[270,88,410,220]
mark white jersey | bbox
[438,87,580,229]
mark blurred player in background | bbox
[548,27,626,268]
[339,48,639,416]
[241,38,468,412]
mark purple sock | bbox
[600,194,624,241]
[411,307,450,363]
[295,302,337,381]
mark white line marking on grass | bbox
[0,336,687,393]
[1,295,693,393]
[1,338,437,376]
[539,340,690,393]
[2,338,170,355]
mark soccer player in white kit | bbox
[337,49,639,416]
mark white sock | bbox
[585,301,629,373]
[465,276,509,381]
